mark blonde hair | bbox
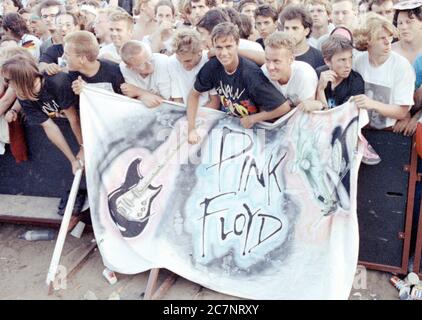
[172,28,202,54]
[1,55,42,101]
[264,31,295,55]
[120,40,152,63]
[108,10,134,31]
[63,30,99,62]
[353,12,398,51]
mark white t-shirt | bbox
[120,53,171,99]
[239,39,264,52]
[168,51,213,107]
[99,43,122,63]
[261,61,318,106]
[353,51,415,129]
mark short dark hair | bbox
[393,7,422,27]
[2,13,29,38]
[321,34,354,61]
[222,7,242,30]
[254,4,278,21]
[278,5,313,38]
[237,0,258,12]
[189,0,217,9]
[8,0,24,11]
[211,21,240,45]
[37,0,64,16]
[196,8,229,33]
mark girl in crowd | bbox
[0,54,84,174]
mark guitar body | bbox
[108,158,163,238]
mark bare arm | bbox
[0,86,17,116]
[120,83,163,107]
[413,86,422,112]
[41,118,81,174]
[240,100,291,128]
[39,62,62,76]
[205,94,220,110]
[62,106,83,146]
[316,87,328,109]
[238,49,265,66]
[353,95,409,120]
[187,88,201,144]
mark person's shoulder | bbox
[168,53,178,64]
[45,71,71,86]
[239,38,264,52]
[390,51,413,68]
[52,43,63,50]
[100,43,114,52]
[202,56,221,69]
[307,45,322,56]
[153,52,169,60]
[293,60,318,80]
[240,56,261,71]
[45,43,63,53]
[354,50,369,64]
[349,69,364,81]
[414,53,422,64]
[167,54,182,71]
[99,58,120,70]
[294,60,317,72]
[152,53,169,66]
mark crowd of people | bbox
[0,0,421,175]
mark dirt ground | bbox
[0,222,403,300]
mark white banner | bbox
[80,86,367,299]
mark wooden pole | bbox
[46,168,83,292]
[143,268,160,300]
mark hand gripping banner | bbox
[80,86,367,299]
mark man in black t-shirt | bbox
[63,30,125,95]
[299,35,364,112]
[316,35,364,109]
[279,5,325,70]
[187,22,291,144]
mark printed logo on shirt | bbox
[328,98,336,109]
[365,82,391,129]
[217,82,258,117]
[41,99,60,117]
